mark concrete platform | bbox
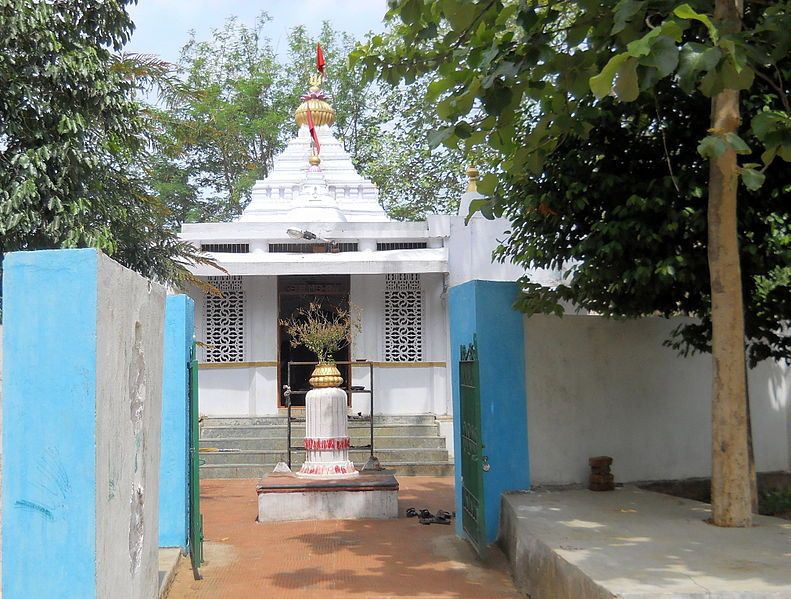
[158,548,181,598]
[257,471,399,521]
[500,486,791,598]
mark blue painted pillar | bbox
[159,294,194,549]
[2,249,165,599]
[449,279,530,545]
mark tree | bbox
[162,13,287,221]
[0,0,208,286]
[355,1,791,526]
[359,77,472,219]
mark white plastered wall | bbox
[350,273,449,417]
[247,276,278,414]
[195,276,280,416]
[524,314,791,486]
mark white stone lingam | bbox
[297,365,358,478]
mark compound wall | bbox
[2,249,165,599]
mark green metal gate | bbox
[459,336,486,556]
[188,341,204,579]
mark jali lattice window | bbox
[205,276,245,362]
[384,273,423,362]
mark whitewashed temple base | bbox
[257,472,399,522]
[257,488,398,521]
[295,465,359,479]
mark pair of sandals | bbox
[406,507,452,525]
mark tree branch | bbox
[754,67,790,114]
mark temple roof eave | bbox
[180,218,449,241]
[188,247,449,277]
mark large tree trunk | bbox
[708,0,752,528]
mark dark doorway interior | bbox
[278,275,351,408]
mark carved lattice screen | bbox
[205,276,245,362]
[384,273,423,362]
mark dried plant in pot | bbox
[279,301,360,388]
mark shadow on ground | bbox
[166,477,521,599]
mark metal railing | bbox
[283,360,375,469]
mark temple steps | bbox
[200,462,455,479]
[198,415,454,478]
[200,424,441,439]
[201,435,446,450]
[203,414,438,427]
[201,448,449,465]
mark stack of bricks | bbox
[588,456,614,491]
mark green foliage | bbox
[279,301,360,364]
[155,13,286,222]
[0,0,209,287]
[356,0,791,364]
[759,488,791,517]
[359,76,474,219]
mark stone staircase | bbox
[199,414,454,479]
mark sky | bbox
[127,0,389,63]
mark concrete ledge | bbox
[158,548,181,598]
[257,472,399,521]
[500,486,791,598]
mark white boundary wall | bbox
[524,314,790,486]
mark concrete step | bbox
[200,424,440,439]
[200,448,450,466]
[202,414,438,426]
[199,461,455,479]
[200,435,447,450]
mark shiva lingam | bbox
[280,300,359,479]
[297,362,358,478]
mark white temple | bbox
[180,76,531,465]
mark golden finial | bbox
[295,76,336,128]
[308,154,321,167]
[466,164,479,192]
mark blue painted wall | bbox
[159,295,194,549]
[448,279,530,545]
[2,249,99,599]
[448,281,478,539]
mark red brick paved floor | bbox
[165,476,523,599]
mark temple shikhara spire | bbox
[239,49,386,223]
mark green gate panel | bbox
[189,342,204,575]
[459,338,485,554]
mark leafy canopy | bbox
[354,0,791,365]
[0,0,210,286]
[279,301,360,364]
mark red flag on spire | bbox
[316,43,326,76]
[306,104,320,156]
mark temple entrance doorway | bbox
[277,274,351,408]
